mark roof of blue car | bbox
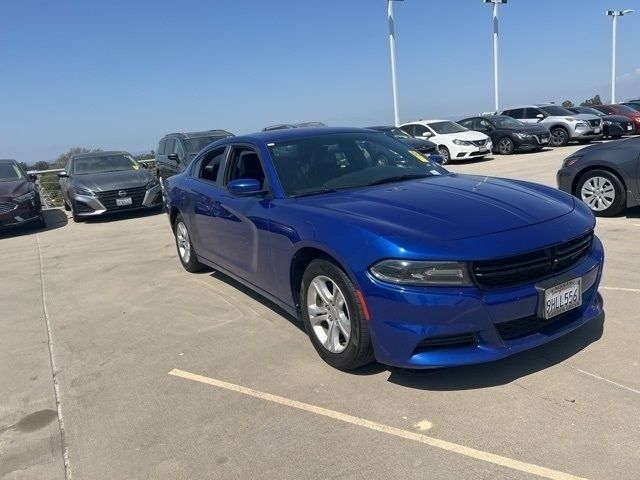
[230,127,373,144]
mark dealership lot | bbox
[1,144,639,480]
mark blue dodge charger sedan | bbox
[165,127,604,370]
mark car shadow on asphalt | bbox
[623,206,640,218]
[384,312,605,391]
[207,270,305,333]
[0,208,68,240]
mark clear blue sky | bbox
[1,0,638,163]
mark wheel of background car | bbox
[550,127,569,147]
[438,146,451,164]
[576,169,626,217]
[300,259,374,370]
[174,214,205,272]
[497,137,515,155]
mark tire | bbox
[63,200,71,212]
[300,259,374,370]
[174,213,205,272]
[497,137,515,155]
[437,146,451,164]
[611,135,622,140]
[576,169,626,217]
[71,207,84,223]
[550,127,570,147]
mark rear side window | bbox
[504,108,525,119]
[458,119,473,129]
[198,147,226,184]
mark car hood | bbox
[402,137,437,150]
[435,130,489,140]
[0,180,31,200]
[71,169,152,192]
[600,114,632,122]
[298,174,575,241]
[513,124,550,134]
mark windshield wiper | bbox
[291,188,339,198]
[367,174,430,187]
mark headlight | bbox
[563,155,583,167]
[370,259,472,286]
[513,133,530,140]
[14,191,36,202]
[146,178,159,189]
[452,139,471,146]
[575,122,589,128]
[603,120,612,125]
[72,186,95,196]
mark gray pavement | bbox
[1,143,639,479]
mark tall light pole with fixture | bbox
[607,9,634,103]
[388,0,403,126]
[484,0,506,112]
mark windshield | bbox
[574,107,604,116]
[267,132,448,197]
[492,116,525,128]
[72,154,140,175]
[184,136,226,154]
[0,163,25,182]
[612,104,637,114]
[428,121,467,134]
[623,103,640,112]
[539,106,574,116]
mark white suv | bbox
[500,105,603,147]
[400,120,492,164]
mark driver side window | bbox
[225,147,266,189]
[413,124,429,136]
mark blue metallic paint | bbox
[166,127,604,369]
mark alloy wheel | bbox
[438,146,450,164]
[580,176,615,211]
[306,275,351,354]
[498,138,514,154]
[551,129,567,146]
[176,221,191,263]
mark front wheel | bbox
[550,127,569,147]
[300,260,374,370]
[576,169,626,217]
[437,146,451,164]
[497,137,515,155]
[174,214,205,272]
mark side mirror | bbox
[228,178,265,196]
[536,113,545,121]
[57,171,68,178]
[29,174,38,182]
[421,131,434,138]
[167,153,180,162]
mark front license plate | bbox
[628,125,633,131]
[541,138,549,144]
[116,197,132,207]
[594,128,601,133]
[543,278,582,319]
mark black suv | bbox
[156,130,233,185]
[458,115,551,154]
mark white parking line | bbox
[600,286,640,293]
[169,369,589,480]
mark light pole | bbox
[607,9,634,103]
[484,0,506,112]
[388,0,403,126]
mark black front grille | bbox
[496,310,578,341]
[588,119,601,127]
[0,202,17,214]
[470,139,487,147]
[97,186,146,210]
[471,232,593,289]
[414,333,477,353]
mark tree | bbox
[581,95,603,107]
[52,147,102,168]
[562,100,574,108]
[32,160,50,171]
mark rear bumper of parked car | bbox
[0,197,42,229]
[452,140,493,159]
[70,184,163,217]
[359,236,604,369]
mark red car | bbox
[593,104,640,134]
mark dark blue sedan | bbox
[165,127,604,370]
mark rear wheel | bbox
[174,214,205,272]
[550,127,569,147]
[437,146,451,164]
[300,260,374,370]
[576,169,626,217]
[497,137,515,155]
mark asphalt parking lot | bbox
[2,143,639,480]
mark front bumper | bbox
[513,134,550,151]
[70,184,162,217]
[0,198,42,229]
[360,236,604,369]
[572,125,603,140]
[452,140,493,159]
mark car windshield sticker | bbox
[408,150,428,162]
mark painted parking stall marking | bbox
[169,369,589,480]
